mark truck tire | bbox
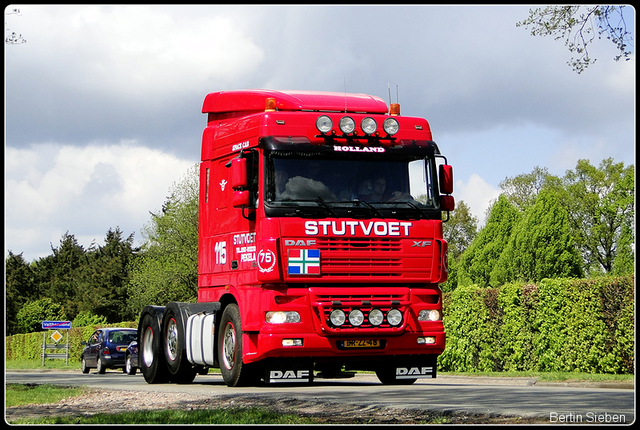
[375,368,417,385]
[163,302,197,384]
[217,304,258,387]
[139,312,169,384]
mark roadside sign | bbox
[51,330,64,343]
[42,321,72,330]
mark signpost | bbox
[41,321,71,366]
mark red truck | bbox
[137,89,454,387]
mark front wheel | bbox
[217,304,259,387]
[96,357,106,374]
[375,368,416,385]
[81,357,90,374]
[125,354,137,375]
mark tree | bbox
[127,165,199,315]
[490,189,583,286]
[517,5,633,73]
[5,251,38,335]
[77,228,139,322]
[558,158,634,276]
[34,232,87,320]
[457,195,521,287]
[499,166,559,213]
[441,201,478,292]
[15,298,66,334]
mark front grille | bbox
[316,237,405,278]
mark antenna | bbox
[344,76,347,112]
[388,83,392,106]
[396,85,399,104]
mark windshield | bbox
[265,150,438,218]
[109,330,137,344]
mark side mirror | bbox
[231,157,247,189]
[233,190,250,208]
[441,195,455,212]
[81,341,87,346]
[439,164,453,195]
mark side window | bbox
[247,151,259,208]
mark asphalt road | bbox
[5,370,635,424]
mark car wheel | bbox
[96,357,106,374]
[81,357,90,374]
[125,354,137,375]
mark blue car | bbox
[81,328,138,374]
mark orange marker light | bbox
[265,97,277,112]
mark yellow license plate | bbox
[342,339,380,348]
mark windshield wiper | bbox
[351,200,385,218]
[315,197,339,217]
[389,200,425,219]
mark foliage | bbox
[5,322,137,362]
[489,189,583,286]
[440,275,634,374]
[456,195,520,287]
[5,251,39,335]
[72,311,107,328]
[126,164,199,315]
[15,298,67,335]
[558,158,634,276]
[516,5,633,73]
[441,200,478,292]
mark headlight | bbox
[265,311,301,324]
[348,309,364,326]
[383,117,399,135]
[361,117,377,135]
[387,309,403,326]
[329,309,346,326]
[368,309,384,326]
[418,309,441,322]
[339,116,356,134]
[316,115,333,133]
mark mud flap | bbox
[264,358,314,384]
[394,355,437,380]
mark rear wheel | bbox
[139,312,169,384]
[96,357,106,374]
[163,302,197,383]
[217,304,259,387]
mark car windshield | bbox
[109,331,137,344]
[265,151,437,217]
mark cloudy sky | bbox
[4,5,635,262]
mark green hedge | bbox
[440,275,634,374]
[6,275,634,374]
[5,322,137,364]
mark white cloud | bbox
[454,174,502,225]
[5,142,195,261]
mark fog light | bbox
[316,115,332,133]
[265,311,301,324]
[383,117,399,135]
[361,117,377,134]
[339,116,356,134]
[417,336,437,345]
[282,339,303,346]
[368,309,384,326]
[348,309,364,326]
[418,309,441,322]
[329,309,346,326]
[387,309,403,326]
